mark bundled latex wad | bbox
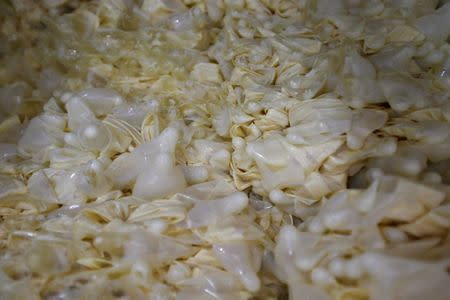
[1,0,450,299]
[275,175,450,300]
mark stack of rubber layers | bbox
[0,0,449,299]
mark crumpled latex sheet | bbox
[0,0,450,299]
